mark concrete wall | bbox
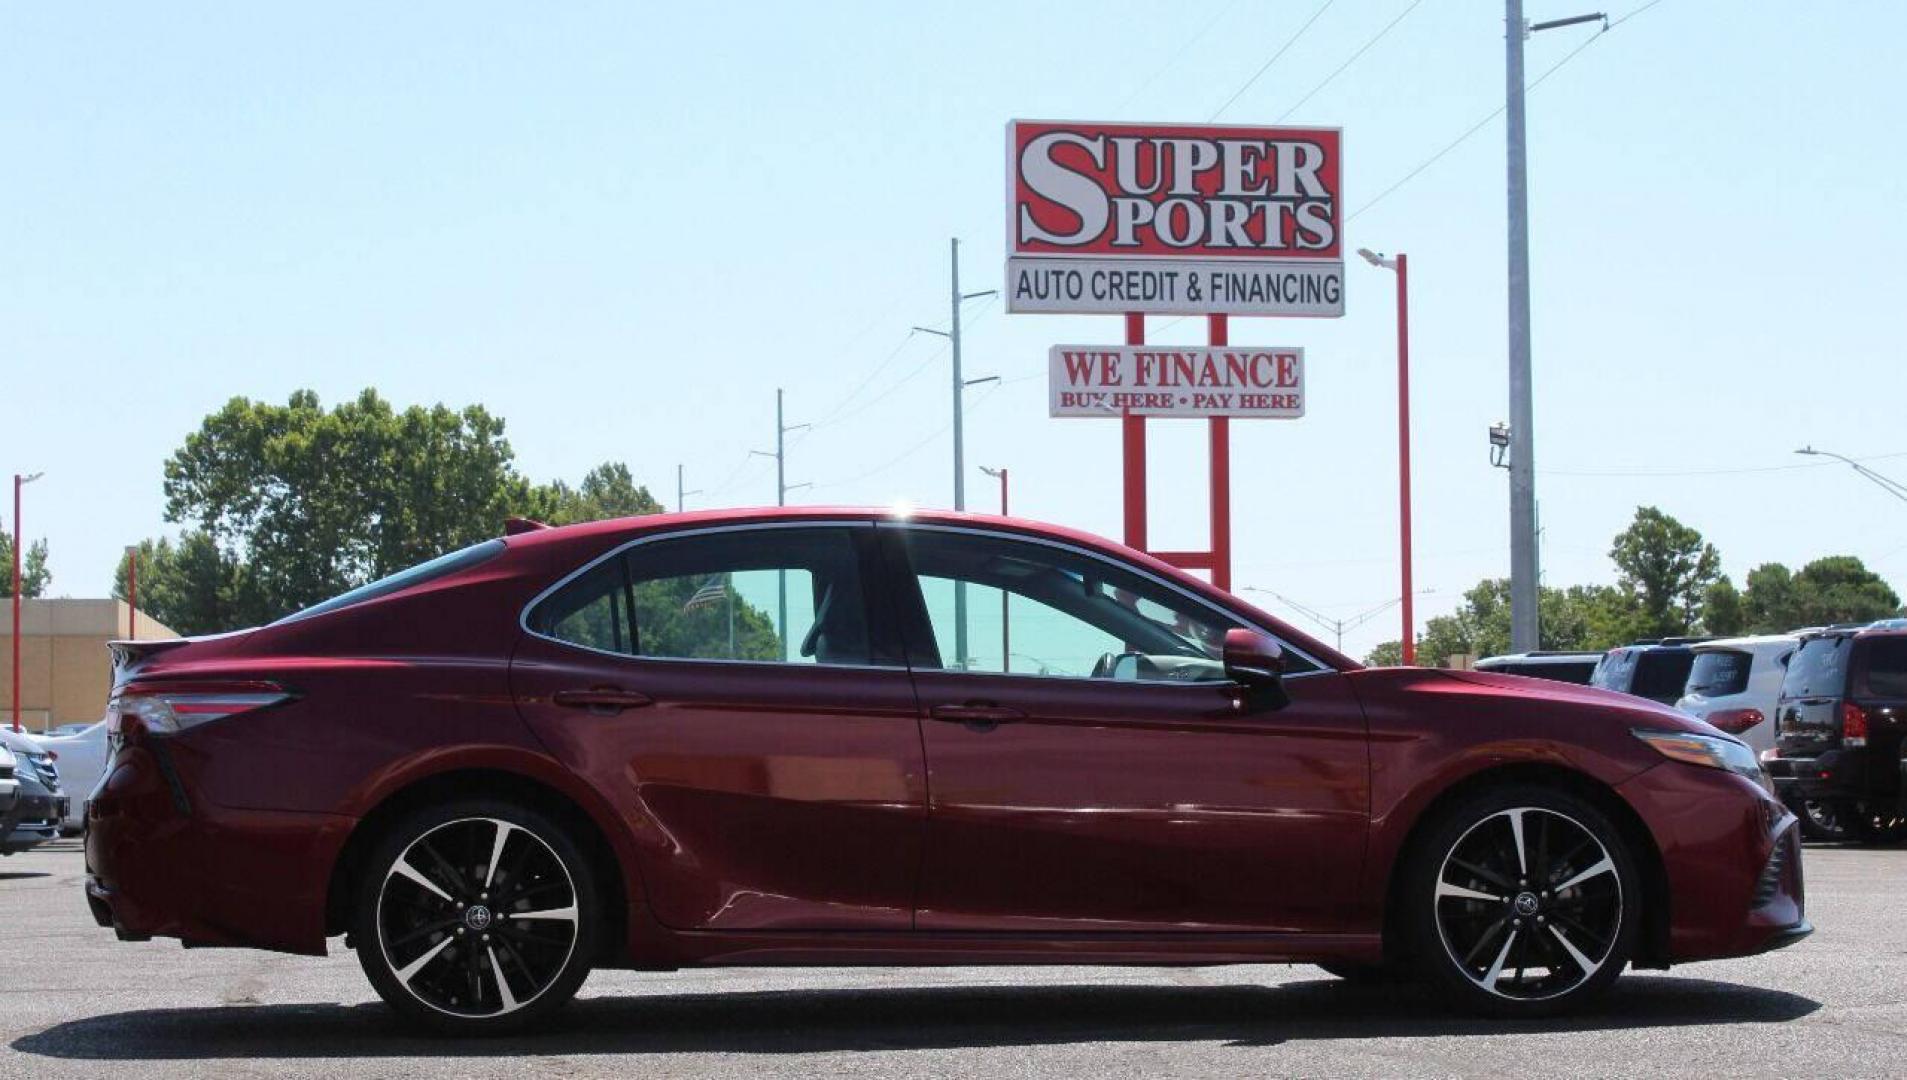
[0,599,178,732]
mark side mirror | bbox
[1223,628,1290,712]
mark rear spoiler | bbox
[107,638,194,670]
[505,517,551,536]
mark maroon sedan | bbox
[87,508,1807,1032]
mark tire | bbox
[353,798,602,1034]
[1851,808,1907,846]
[1794,799,1851,843]
[1403,784,1641,1017]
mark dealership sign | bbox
[1007,120,1344,317]
[1049,345,1304,419]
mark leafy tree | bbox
[1741,556,1902,631]
[532,462,663,526]
[1608,506,1721,639]
[1701,577,1746,637]
[0,533,50,598]
[1367,578,1636,666]
[113,532,269,636]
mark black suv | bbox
[1589,638,1710,705]
[1767,621,1907,844]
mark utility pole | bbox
[751,389,810,660]
[675,464,701,514]
[914,239,997,670]
[980,466,1010,671]
[1505,3,1604,652]
[11,472,44,733]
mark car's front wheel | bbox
[353,798,601,1034]
[1405,785,1640,1016]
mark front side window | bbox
[894,528,1309,682]
[528,527,880,666]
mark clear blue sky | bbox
[5,1,1904,659]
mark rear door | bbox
[881,524,1370,935]
[1849,635,1907,799]
[511,522,927,931]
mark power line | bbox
[1277,0,1426,122]
[1540,451,1907,479]
[1117,0,1246,112]
[1209,0,1338,122]
[1348,0,1670,223]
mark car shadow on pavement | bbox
[11,974,1820,1059]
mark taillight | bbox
[106,680,293,741]
[1706,707,1766,735]
[1842,702,1869,748]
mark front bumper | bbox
[84,741,353,954]
[1,789,69,853]
[1615,762,1808,964]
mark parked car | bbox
[37,720,108,833]
[48,722,96,736]
[1674,635,1797,757]
[1474,651,1602,685]
[0,728,68,855]
[0,746,17,824]
[88,509,1808,1031]
[1590,639,1710,705]
[1766,621,1907,844]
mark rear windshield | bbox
[1685,649,1752,698]
[274,539,506,624]
[1782,635,1852,698]
[1857,636,1907,698]
[1632,650,1695,701]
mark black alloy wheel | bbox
[354,798,601,1033]
[1407,785,1639,1016]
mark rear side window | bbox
[1632,650,1695,701]
[1685,650,1752,697]
[1590,650,1634,691]
[276,539,506,624]
[1856,637,1907,698]
[1782,636,1852,698]
[528,527,887,667]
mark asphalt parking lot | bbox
[0,839,1902,1079]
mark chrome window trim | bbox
[517,520,895,670]
[887,522,1335,679]
[517,517,1337,679]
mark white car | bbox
[1674,634,1796,757]
[36,720,107,833]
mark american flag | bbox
[682,575,728,613]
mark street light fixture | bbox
[1796,446,1907,505]
[12,472,45,733]
[1355,248,1415,665]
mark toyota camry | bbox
[86,508,1808,1033]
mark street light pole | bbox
[1358,248,1415,665]
[980,466,1009,672]
[12,472,44,733]
[125,545,138,641]
[1796,447,1907,504]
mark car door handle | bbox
[928,703,1025,730]
[551,688,654,714]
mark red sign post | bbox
[1007,120,1345,593]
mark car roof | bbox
[500,506,1359,671]
[1691,634,1797,652]
[1476,652,1601,664]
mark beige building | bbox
[0,599,178,733]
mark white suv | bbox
[1674,634,1797,757]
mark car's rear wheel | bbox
[1851,808,1907,846]
[353,798,600,1034]
[1405,785,1640,1017]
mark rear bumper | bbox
[1,789,69,853]
[1615,763,1808,964]
[1766,748,1873,804]
[84,742,353,954]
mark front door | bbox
[511,522,926,931]
[882,524,1370,934]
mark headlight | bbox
[1634,728,1770,792]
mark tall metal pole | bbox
[677,464,685,513]
[1506,0,1541,652]
[775,388,788,662]
[1396,255,1416,665]
[949,238,969,669]
[10,475,21,733]
[126,546,138,641]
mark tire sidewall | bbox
[353,797,601,1035]
[1404,783,1641,1017]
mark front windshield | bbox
[274,539,506,625]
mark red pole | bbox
[1121,313,1148,551]
[11,475,21,733]
[1208,315,1233,593]
[1396,254,1416,665]
[999,469,1009,673]
[127,547,138,640]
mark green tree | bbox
[114,532,270,636]
[1608,506,1721,639]
[1741,556,1902,631]
[0,534,50,598]
[532,462,664,525]
[1368,578,1638,666]
[1701,577,1747,637]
